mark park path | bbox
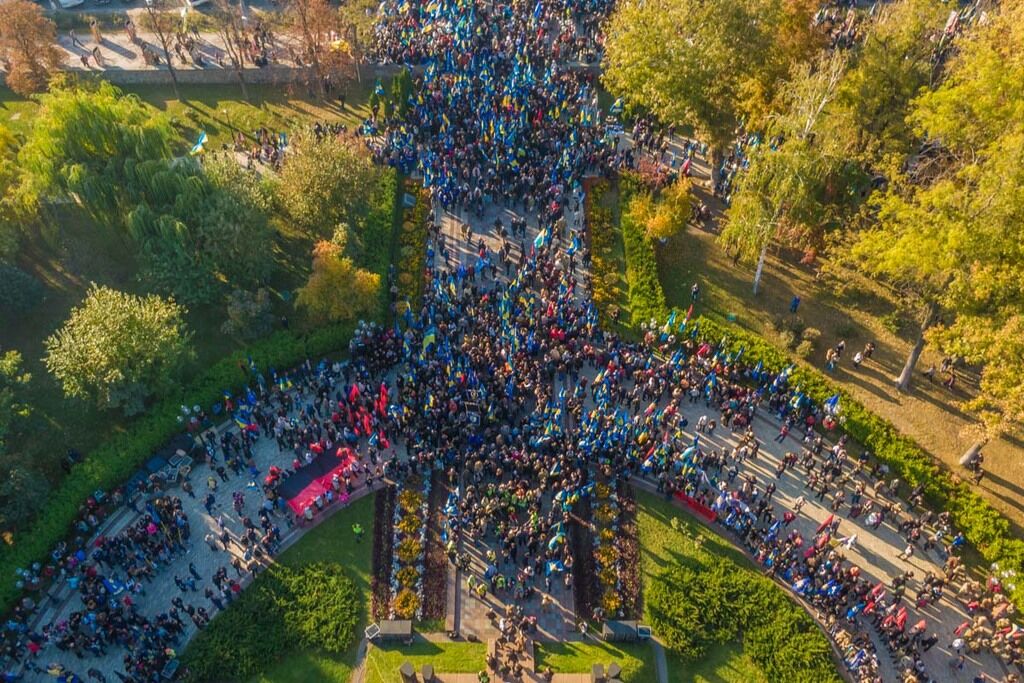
[55,17,301,74]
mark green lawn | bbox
[363,640,487,683]
[665,643,766,683]
[253,652,354,683]
[635,490,768,683]
[535,641,658,683]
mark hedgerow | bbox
[181,562,360,682]
[619,173,668,325]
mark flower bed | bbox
[617,484,641,617]
[421,469,448,622]
[389,475,431,620]
[590,481,629,619]
[569,493,598,621]
[371,486,397,621]
[396,181,431,310]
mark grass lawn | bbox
[253,652,354,683]
[535,641,658,683]
[363,640,487,683]
[635,489,769,683]
[665,643,766,683]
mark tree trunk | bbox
[959,439,987,467]
[752,243,767,296]
[235,66,249,101]
[894,302,937,392]
[167,61,181,101]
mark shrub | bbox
[393,587,420,619]
[220,288,275,340]
[648,563,838,681]
[801,327,822,343]
[0,263,44,315]
[795,340,815,358]
[775,329,797,350]
[181,562,359,682]
[879,310,904,335]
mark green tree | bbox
[337,0,378,83]
[221,288,276,340]
[274,131,379,240]
[20,86,274,304]
[602,0,823,152]
[0,349,30,450]
[0,262,43,315]
[19,82,174,228]
[850,0,1024,411]
[0,458,48,533]
[0,0,64,96]
[823,0,949,174]
[296,241,380,325]
[0,125,31,259]
[720,53,847,294]
[44,285,194,415]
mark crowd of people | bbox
[361,0,616,224]
[13,1,1019,682]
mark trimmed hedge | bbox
[181,562,361,682]
[362,168,401,312]
[649,562,839,682]
[619,173,668,325]
[0,171,402,614]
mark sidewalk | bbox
[56,25,300,73]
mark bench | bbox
[379,619,413,640]
[601,620,639,642]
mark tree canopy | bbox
[20,84,275,305]
[296,241,380,325]
[849,0,1024,428]
[601,0,822,148]
[274,131,380,243]
[0,0,63,96]
[44,285,194,415]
